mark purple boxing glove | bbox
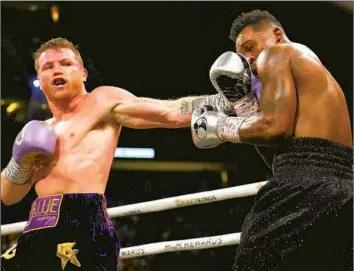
[5,120,57,184]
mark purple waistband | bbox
[24,193,113,233]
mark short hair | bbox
[34,37,84,72]
[229,10,283,42]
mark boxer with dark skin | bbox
[191,10,352,271]
[234,10,351,170]
[231,16,352,147]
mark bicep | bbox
[113,97,170,128]
[94,86,168,128]
[258,49,297,135]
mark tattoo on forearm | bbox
[180,101,189,115]
[217,116,247,143]
[136,99,161,105]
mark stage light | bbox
[114,148,155,159]
[6,102,19,114]
[51,5,59,23]
[33,79,40,88]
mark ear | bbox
[82,68,88,82]
[273,27,284,43]
[37,75,43,90]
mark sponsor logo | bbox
[121,248,145,257]
[57,242,81,270]
[175,195,217,207]
[15,126,26,146]
[256,183,265,190]
[123,210,142,216]
[24,195,63,233]
[165,237,223,251]
[1,244,17,260]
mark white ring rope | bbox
[1,181,267,236]
[119,232,241,259]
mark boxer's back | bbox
[289,43,352,147]
[33,92,122,196]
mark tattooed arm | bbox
[101,86,231,129]
[217,45,297,145]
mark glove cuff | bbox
[5,157,31,185]
[216,116,248,143]
[234,94,260,118]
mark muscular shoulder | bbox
[90,85,137,109]
[91,86,135,100]
[257,44,294,76]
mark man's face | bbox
[235,25,278,75]
[37,48,87,101]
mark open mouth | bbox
[52,78,67,87]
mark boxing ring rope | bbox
[1,181,267,258]
[119,233,241,259]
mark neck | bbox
[48,90,87,121]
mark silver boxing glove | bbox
[191,105,226,149]
[209,51,262,117]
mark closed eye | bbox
[246,44,255,52]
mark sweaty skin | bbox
[223,24,352,148]
[1,48,199,204]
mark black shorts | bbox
[1,193,120,271]
[233,138,353,271]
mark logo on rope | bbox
[165,237,223,251]
[123,210,142,216]
[256,183,265,190]
[175,196,217,207]
[121,248,145,257]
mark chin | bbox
[48,90,70,100]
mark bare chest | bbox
[48,103,120,158]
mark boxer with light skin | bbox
[191,10,353,271]
[0,38,232,271]
[1,40,231,204]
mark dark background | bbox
[1,2,353,270]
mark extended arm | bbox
[113,95,201,129]
[98,86,232,129]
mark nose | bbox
[53,71,63,77]
[51,62,64,75]
[53,65,63,77]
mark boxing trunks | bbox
[233,137,353,271]
[1,193,120,271]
